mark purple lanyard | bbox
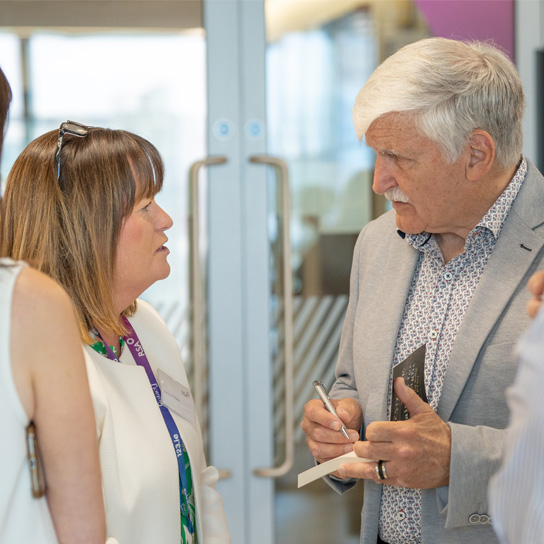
[92,317,194,536]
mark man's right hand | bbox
[301,397,361,463]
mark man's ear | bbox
[465,130,495,181]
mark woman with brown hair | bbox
[0,120,230,544]
[0,72,107,542]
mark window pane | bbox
[0,30,207,365]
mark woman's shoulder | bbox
[12,267,79,367]
[10,266,84,421]
[13,267,73,318]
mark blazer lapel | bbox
[438,162,544,421]
[362,227,419,422]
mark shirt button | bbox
[444,272,453,280]
[397,511,406,521]
[430,331,438,339]
[480,515,490,524]
[469,514,480,524]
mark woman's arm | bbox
[11,268,106,544]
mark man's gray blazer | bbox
[328,159,544,543]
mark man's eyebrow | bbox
[374,147,401,157]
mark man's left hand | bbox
[338,377,451,489]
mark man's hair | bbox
[353,37,524,168]
[0,66,12,160]
[0,126,164,342]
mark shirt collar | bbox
[399,155,528,250]
[474,155,527,240]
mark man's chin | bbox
[395,217,424,235]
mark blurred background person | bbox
[489,270,544,543]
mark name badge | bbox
[158,369,195,424]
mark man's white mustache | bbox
[385,187,410,203]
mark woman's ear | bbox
[466,130,495,181]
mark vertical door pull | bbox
[189,156,231,479]
[249,155,294,478]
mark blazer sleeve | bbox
[436,423,505,528]
[324,228,367,494]
[330,228,365,403]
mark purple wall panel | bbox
[414,0,515,59]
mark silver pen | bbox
[312,380,350,440]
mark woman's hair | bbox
[0,66,12,161]
[353,38,524,168]
[0,125,164,342]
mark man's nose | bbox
[372,155,397,195]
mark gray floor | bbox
[275,444,364,543]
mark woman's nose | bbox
[157,205,173,231]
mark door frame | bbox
[205,2,275,543]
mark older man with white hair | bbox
[301,37,544,544]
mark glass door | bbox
[205,2,431,543]
[266,0,430,544]
[0,7,273,542]
[0,1,431,543]
[266,2,430,543]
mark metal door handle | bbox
[189,156,232,479]
[249,155,294,478]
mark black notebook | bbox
[390,344,427,421]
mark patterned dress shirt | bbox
[379,157,528,544]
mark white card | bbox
[157,369,195,424]
[297,451,375,488]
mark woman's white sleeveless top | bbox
[0,259,58,543]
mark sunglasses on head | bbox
[55,120,89,181]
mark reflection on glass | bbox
[267,11,376,296]
[265,2,430,542]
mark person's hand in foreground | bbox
[527,270,544,319]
